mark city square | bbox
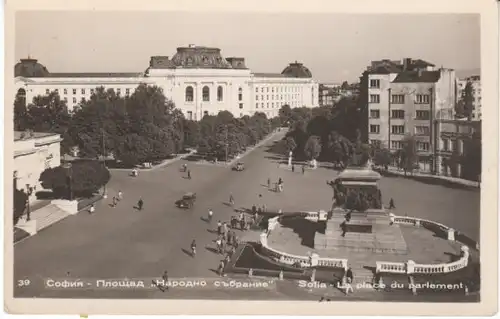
[13,129,480,300]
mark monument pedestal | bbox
[314,208,408,255]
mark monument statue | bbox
[316,165,408,254]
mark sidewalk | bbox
[377,166,480,188]
[192,128,287,168]
[109,149,197,172]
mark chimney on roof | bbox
[188,44,196,48]
[403,58,412,71]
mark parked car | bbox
[175,192,197,209]
[233,162,245,171]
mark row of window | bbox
[369,124,430,135]
[185,86,242,103]
[255,101,290,109]
[369,109,430,120]
[255,86,301,94]
[389,141,430,151]
[255,94,300,101]
[46,88,131,97]
[369,94,430,104]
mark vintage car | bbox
[175,192,197,209]
[233,162,245,171]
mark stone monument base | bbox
[314,209,408,255]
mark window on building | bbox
[391,110,405,119]
[63,89,68,94]
[370,79,380,88]
[415,94,430,104]
[391,94,405,104]
[391,141,403,149]
[370,110,380,118]
[72,97,77,103]
[255,103,258,108]
[272,87,275,93]
[202,86,210,102]
[272,102,274,108]
[255,87,258,93]
[416,110,430,120]
[369,94,380,103]
[261,103,264,108]
[370,125,380,134]
[391,125,405,135]
[415,126,430,135]
[417,142,430,151]
[217,86,223,102]
[239,103,243,109]
[203,111,209,116]
[261,88,264,93]
[81,89,86,94]
[46,89,50,94]
[266,87,269,93]
[256,95,259,101]
[126,88,130,95]
[117,88,121,95]
[187,111,193,120]
[442,138,449,151]
[266,95,269,100]
[185,86,194,102]
[238,87,242,101]
[73,89,77,95]
[90,88,95,95]
[63,97,68,102]
[266,102,269,108]
[55,89,59,93]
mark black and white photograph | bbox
[5,0,498,316]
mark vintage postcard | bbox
[4,0,498,316]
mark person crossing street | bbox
[191,240,197,257]
[208,209,214,223]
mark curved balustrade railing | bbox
[262,216,347,270]
[378,214,474,275]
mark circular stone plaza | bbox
[14,131,480,301]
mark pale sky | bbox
[15,11,480,82]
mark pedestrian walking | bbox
[389,198,395,209]
[227,231,233,246]
[162,270,169,290]
[118,190,123,201]
[138,198,144,211]
[267,177,271,189]
[292,164,295,172]
[217,220,222,235]
[208,209,213,223]
[112,196,117,207]
[229,193,235,206]
[302,165,305,174]
[216,238,223,254]
[345,267,354,295]
[218,260,225,276]
[187,170,191,180]
[240,218,246,231]
[89,204,95,214]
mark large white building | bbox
[14,131,62,203]
[14,45,319,119]
[457,75,481,121]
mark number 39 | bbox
[17,279,30,287]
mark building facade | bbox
[365,58,457,171]
[436,119,481,180]
[14,45,319,119]
[457,75,481,121]
[14,131,62,202]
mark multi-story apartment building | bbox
[14,45,319,119]
[365,58,456,171]
[436,119,481,180]
[457,75,481,121]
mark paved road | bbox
[13,130,480,300]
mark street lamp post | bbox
[62,163,73,201]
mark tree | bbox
[341,81,349,90]
[373,148,392,168]
[14,91,28,131]
[14,188,28,225]
[400,135,418,175]
[278,104,292,126]
[39,161,111,198]
[304,135,322,160]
